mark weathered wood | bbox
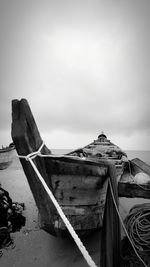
[51,174,104,205]
[100,163,120,267]
[55,213,101,230]
[54,188,100,205]
[11,99,57,235]
[118,182,150,198]
[11,99,111,236]
[45,156,108,176]
[0,161,12,170]
[131,158,150,176]
[51,174,104,190]
[0,146,14,170]
[61,205,101,215]
[118,158,150,198]
[98,179,109,226]
[12,99,150,241]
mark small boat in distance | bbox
[11,99,150,237]
[0,143,15,170]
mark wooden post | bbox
[11,99,57,235]
[100,163,120,267]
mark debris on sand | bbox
[0,186,26,249]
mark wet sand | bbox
[0,151,150,267]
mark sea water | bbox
[125,150,150,165]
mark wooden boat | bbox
[11,99,121,237]
[0,145,15,170]
[11,98,150,238]
[67,131,128,181]
[118,157,150,199]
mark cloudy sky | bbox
[0,0,150,150]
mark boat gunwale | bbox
[42,153,110,168]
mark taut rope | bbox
[18,142,148,267]
[18,142,97,267]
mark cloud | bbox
[0,0,150,149]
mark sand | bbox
[0,151,150,267]
[0,152,100,267]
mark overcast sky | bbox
[0,0,150,150]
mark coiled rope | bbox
[108,180,147,267]
[124,203,150,255]
[18,142,148,267]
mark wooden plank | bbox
[100,163,120,267]
[119,158,150,198]
[51,173,107,206]
[118,181,150,198]
[54,213,101,230]
[51,174,104,190]
[54,187,100,205]
[45,157,108,177]
[131,158,150,176]
[61,205,101,215]
[53,205,103,232]
[98,179,109,225]
[0,161,12,170]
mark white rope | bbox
[18,143,97,267]
[18,142,45,160]
[29,158,97,267]
[18,142,82,160]
[18,142,148,266]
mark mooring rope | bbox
[18,143,97,267]
[124,203,150,254]
[18,142,148,267]
[18,142,45,161]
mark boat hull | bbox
[0,146,14,170]
[0,161,12,170]
[11,99,116,237]
[37,156,108,236]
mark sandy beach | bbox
[0,151,101,267]
[0,150,150,267]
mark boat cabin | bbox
[98,132,107,142]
